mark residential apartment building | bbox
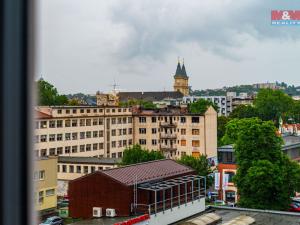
[34,157,58,218]
[35,106,133,159]
[132,105,217,159]
[35,105,217,160]
[183,96,230,116]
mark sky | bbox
[36,0,300,94]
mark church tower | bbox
[173,59,189,96]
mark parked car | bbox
[227,202,236,207]
[214,200,226,206]
[39,216,63,225]
[289,202,300,213]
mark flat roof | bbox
[58,156,121,165]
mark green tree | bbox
[121,144,164,165]
[223,118,300,210]
[254,89,293,125]
[119,99,157,109]
[229,105,259,119]
[37,79,68,105]
[217,116,230,146]
[177,155,214,188]
[188,99,218,114]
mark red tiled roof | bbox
[102,159,194,186]
[35,110,52,119]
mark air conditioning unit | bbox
[92,207,102,218]
[106,208,116,217]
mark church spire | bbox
[175,58,182,76]
[181,59,187,77]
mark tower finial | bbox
[177,56,180,64]
[183,58,184,64]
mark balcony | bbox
[160,145,177,152]
[160,133,177,139]
[159,122,177,128]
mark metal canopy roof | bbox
[138,174,205,191]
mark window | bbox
[112,141,116,148]
[118,129,122,136]
[122,128,127,135]
[49,134,55,142]
[69,165,74,173]
[49,120,56,128]
[181,129,186,135]
[86,119,91,126]
[87,109,90,113]
[57,109,62,114]
[65,119,71,127]
[192,140,200,147]
[49,148,55,156]
[225,171,235,183]
[99,143,104,149]
[118,152,122,158]
[139,139,146,145]
[57,147,63,155]
[83,166,89,174]
[62,165,67,173]
[128,117,132,123]
[118,108,122,112]
[152,128,157,134]
[128,128,133,134]
[93,131,98,138]
[93,109,97,113]
[123,140,127,146]
[192,129,200,135]
[40,149,47,157]
[40,121,47,128]
[181,151,187,156]
[91,166,96,173]
[139,128,146,134]
[118,118,122,124]
[73,109,77,114]
[65,133,71,140]
[112,109,115,113]
[99,130,104,137]
[86,144,91,151]
[181,140,186,146]
[111,118,116,124]
[112,153,116,158]
[98,166,103,170]
[152,139,157,145]
[40,135,47,142]
[80,145,85,152]
[66,109,70,114]
[80,119,85,126]
[38,191,44,204]
[72,119,78,127]
[46,189,55,196]
[118,140,122,147]
[72,146,78,153]
[99,109,103,113]
[65,146,71,154]
[93,118,98,125]
[180,117,186,123]
[192,117,200,123]
[129,139,133,145]
[80,109,84,113]
[80,132,85,139]
[57,120,63,128]
[57,134,63,141]
[111,129,116,136]
[93,143,98,150]
[99,118,104,125]
[72,132,78,140]
[139,117,146,123]
[39,170,45,180]
[86,131,91,138]
[76,166,81,173]
[123,117,127,124]
[123,108,127,112]
[152,117,157,123]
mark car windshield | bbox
[43,218,53,224]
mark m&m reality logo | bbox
[271,10,300,25]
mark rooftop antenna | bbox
[110,78,120,94]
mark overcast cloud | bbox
[36,0,300,94]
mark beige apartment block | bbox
[35,106,133,158]
[34,157,57,216]
[132,106,217,159]
[35,105,217,160]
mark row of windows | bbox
[58,164,114,174]
[36,117,132,129]
[138,116,200,123]
[138,128,200,135]
[138,139,200,147]
[56,107,130,114]
[36,140,132,156]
